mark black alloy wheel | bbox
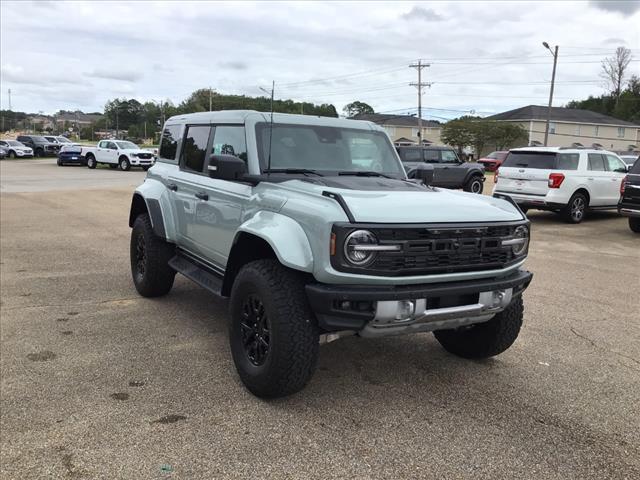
[240,294,271,366]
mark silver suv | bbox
[129,111,533,398]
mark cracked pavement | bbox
[1,158,639,479]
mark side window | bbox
[556,153,579,170]
[401,148,421,162]
[604,154,626,172]
[423,149,440,163]
[587,153,605,171]
[181,125,212,173]
[159,124,181,161]
[106,141,117,150]
[441,150,458,162]
[211,126,247,162]
[98,141,106,148]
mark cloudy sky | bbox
[1,0,639,119]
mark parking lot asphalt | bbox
[1,158,639,479]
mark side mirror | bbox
[207,154,247,180]
[414,163,435,185]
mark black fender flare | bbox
[129,193,166,239]
[462,168,485,185]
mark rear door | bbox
[603,154,628,206]
[167,124,213,259]
[423,149,448,185]
[497,151,557,196]
[586,153,609,206]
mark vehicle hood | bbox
[121,148,154,154]
[279,177,523,223]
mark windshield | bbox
[116,141,139,150]
[502,151,579,170]
[32,136,48,142]
[57,137,72,143]
[45,136,57,142]
[255,123,404,177]
[7,140,23,146]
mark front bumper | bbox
[306,268,533,335]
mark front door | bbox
[603,154,628,205]
[437,149,463,186]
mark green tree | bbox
[440,118,474,155]
[343,101,375,117]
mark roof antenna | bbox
[260,81,275,173]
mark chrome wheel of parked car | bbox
[120,157,131,171]
[564,193,587,224]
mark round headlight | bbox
[344,230,378,265]
[511,225,529,256]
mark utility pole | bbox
[409,60,431,145]
[7,88,11,111]
[542,42,559,146]
[115,106,119,139]
[209,87,212,111]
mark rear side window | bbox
[159,124,181,161]
[588,153,605,171]
[502,152,557,169]
[556,153,579,170]
[211,126,247,161]
[181,125,212,173]
[399,148,421,162]
[424,149,440,163]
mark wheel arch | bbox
[463,168,485,184]
[222,212,314,296]
[129,192,166,239]
[572,187,590,206]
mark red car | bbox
[478,151,508,172]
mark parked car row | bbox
[493,146,639,233]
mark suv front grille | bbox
[332,223,526,277]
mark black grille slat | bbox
[368,225,516,276]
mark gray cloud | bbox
[401,6,444,21]
[85,69,142,82]
[603,37,627,44]
[1,64,88,86]
[590,0,640,15]
[218,61,248,70]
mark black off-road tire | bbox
[86,154,97,169]
[9,150,16,159]
[229,259,319,398]
[434,296,524,359]
[130,213,175,297]
[561,192,587,224]
[464,175,484,194]
[629,217,640,233]
[119,156,131,171]
[35,148,44,158]
[57,158,63,166]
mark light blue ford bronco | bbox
[129,111,533,398]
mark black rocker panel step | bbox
[169,253,224,296]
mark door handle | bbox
[167,183,178,191]
[195,192,209,201]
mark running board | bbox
[169,252,224,296]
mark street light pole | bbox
[542,42,558,147]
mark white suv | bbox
[493,147,628,223]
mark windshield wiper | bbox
[337,171,394,179]
[263,168,324,176]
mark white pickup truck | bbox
[82,140,156,171]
